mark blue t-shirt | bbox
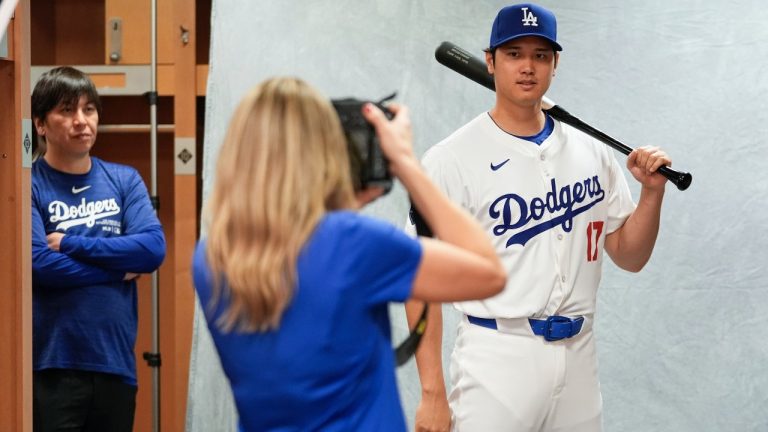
[31,157,166,384]
[193,211,423,431]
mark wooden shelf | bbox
[31,64,209,96]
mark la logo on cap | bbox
[521,7,538,27]
[488,3,562,51]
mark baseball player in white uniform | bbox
[405,3,673,432]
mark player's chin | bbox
[512,88,545,104]
[517,95,544,107]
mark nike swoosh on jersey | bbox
[490,159,510,171]
[72,185,92,194]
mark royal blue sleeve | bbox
[352,216,423,306]
[32,196,126,288]
[59,168,166,273]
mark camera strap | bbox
[376,92,398,105]
[394,302,429,366]
[394,202,432,367]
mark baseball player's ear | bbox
[485,51,495,75]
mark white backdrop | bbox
[186,1,768,431]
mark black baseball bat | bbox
[434,41,692,191]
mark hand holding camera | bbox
[353,101,422,196]
[333,96,418,206]
[360,102,416,177]
[332,97,396,194]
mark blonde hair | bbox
[204,77,356,332]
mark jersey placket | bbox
[537,147,569,316]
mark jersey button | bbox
[561,275,566,282]
[557,234,563,240]
[540,154,546,161]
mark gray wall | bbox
[186,1,768,431]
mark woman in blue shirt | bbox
[192,76,505,431]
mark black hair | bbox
[31,66,102,122]
[31,66,101,157]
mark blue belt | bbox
[467,315,585,342]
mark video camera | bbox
[332,94,395,194]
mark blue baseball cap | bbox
[489,3,562,51]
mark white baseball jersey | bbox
[411,112,636,319]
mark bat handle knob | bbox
[659,166,692,191]
[674,172,693,191]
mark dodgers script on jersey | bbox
[412,113,636,319]
[47,196,122,232]
[35,165,128,237]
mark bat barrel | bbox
[435,42,495,91]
